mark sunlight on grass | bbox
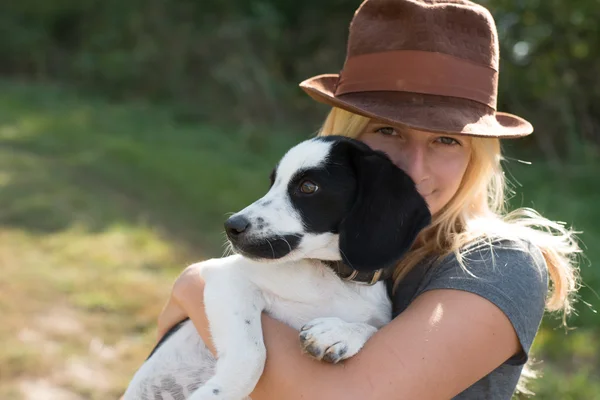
[0,221,186,398]
[0,80,304,399]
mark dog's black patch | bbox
[227,136,429,268]
[289,136,431,272]
[286,155,357,235]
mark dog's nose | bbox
[225,215,251,236]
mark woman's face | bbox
[359,120,472,215]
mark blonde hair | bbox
[319,107,581,322]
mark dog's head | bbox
[224,135,431,272]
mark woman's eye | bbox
[299,180,319,194]
[375,127,398,136]
[436,136,460,145]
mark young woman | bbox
[156,0,581,398]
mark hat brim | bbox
[300,74,533,138]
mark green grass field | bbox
[1,81,598,399]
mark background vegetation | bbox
[0,1,598,398]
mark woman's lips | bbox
[420,190,435,199]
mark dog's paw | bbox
[299,317,377,364]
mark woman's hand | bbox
[156,263,207,341]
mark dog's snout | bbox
[225,215,251,237]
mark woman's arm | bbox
[160,270,520,400]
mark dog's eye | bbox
[299,180,319,194]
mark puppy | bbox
[122,135,431,400]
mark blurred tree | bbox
[483,0,600,159]
[0,0,597,157]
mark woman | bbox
[157,0,581,398]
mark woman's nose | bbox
[395,146,428,185]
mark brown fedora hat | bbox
[300,0,533,138]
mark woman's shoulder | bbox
[426,237,549,297]
[392,237,549,318]
[446,237,547,273]
[412,237,549,364]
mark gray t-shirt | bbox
[388,238,548,399]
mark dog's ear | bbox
[339,148,431,272]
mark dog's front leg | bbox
[189,262,266,400]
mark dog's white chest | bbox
[252,262,391,330]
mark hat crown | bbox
[347,0,499,70]
[298,0,534,138]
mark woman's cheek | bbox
[439,154,470,199]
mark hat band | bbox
[335,50,498,109]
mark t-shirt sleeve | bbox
[414,239,549,365]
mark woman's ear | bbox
[339,150,431,272]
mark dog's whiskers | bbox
[266,238,276,259]
[221,241,235,257]
[279,235,293,253]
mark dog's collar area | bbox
[324,260,391,285]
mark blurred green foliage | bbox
[1,0,598,159]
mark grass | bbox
[0,80,598,399]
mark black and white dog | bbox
[123,136,431,400]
